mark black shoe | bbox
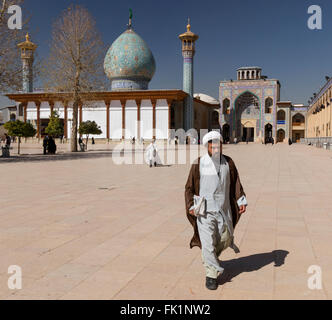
[206,277,218,290]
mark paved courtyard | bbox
[0,142,332,300]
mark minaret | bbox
[17,33,37,93]
[179,19,198,130]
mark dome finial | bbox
[128,8,133,29]
[187,18,191,32]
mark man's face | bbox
[208,141,223,158]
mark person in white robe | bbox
[187,131,248,290]
[146,139,158,168]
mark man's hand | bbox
[189,209,195,216]
[239,205,247,215]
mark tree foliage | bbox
[4,120,36,154]
[45,110,64,137]
[78,120,102,149]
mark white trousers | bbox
[197,211,232,279]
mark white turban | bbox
[202,131,223,147]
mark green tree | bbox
[4,120,36,154]
[78,121,102,150]
[45,111,64,138]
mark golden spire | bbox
[18,32,37,51]
[187,18,191,32]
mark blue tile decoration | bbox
[104,29,156,91]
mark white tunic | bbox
[146,143,157,162]
[199,153,234,235]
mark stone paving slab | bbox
[0,143,331,300]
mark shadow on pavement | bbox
[218,250,289,285]
[0,151,143,164]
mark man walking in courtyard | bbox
[146,139,158,168]
[185,131,248,290]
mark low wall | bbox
[301,137,332,150]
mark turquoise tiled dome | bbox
[104,28,156,91]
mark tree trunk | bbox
[71,72,80,152]
[71,100,78,152]
[18,137,21,155]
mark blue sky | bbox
[1,0,331,106]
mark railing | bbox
[301,137,332,149]
[292,122,305,127]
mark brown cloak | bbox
[184,154,246,249]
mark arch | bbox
[222,98,230,115]
[277,110,286,121]
[277,129,285,143]
[265,97,273,114]
[292,113,305,124]
[222,124,230,143]
[265,123,273,143]
[234,91,261,141]
[243,121,254,128]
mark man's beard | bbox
[209,152,221,160]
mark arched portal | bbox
[277,110,286,122]
[277,129,285,143]
[242,121,255,142]
[222,124,230,143]
[235,91,260,141]
[265,123,273,143]
[292,113,305,124]
[292,113,305,142]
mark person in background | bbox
[78,136,85,152]
[146,139,158,168]
[43,135,49,155]
[4,134,11,148]
[48,136,57,154]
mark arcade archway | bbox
[235,91,260,141]
[222,124,230,143]
[277,129,285,143]
[265,123,273,143]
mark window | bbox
[277,110,286,121]
[223,99,230,115]
[265,98,273,114]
